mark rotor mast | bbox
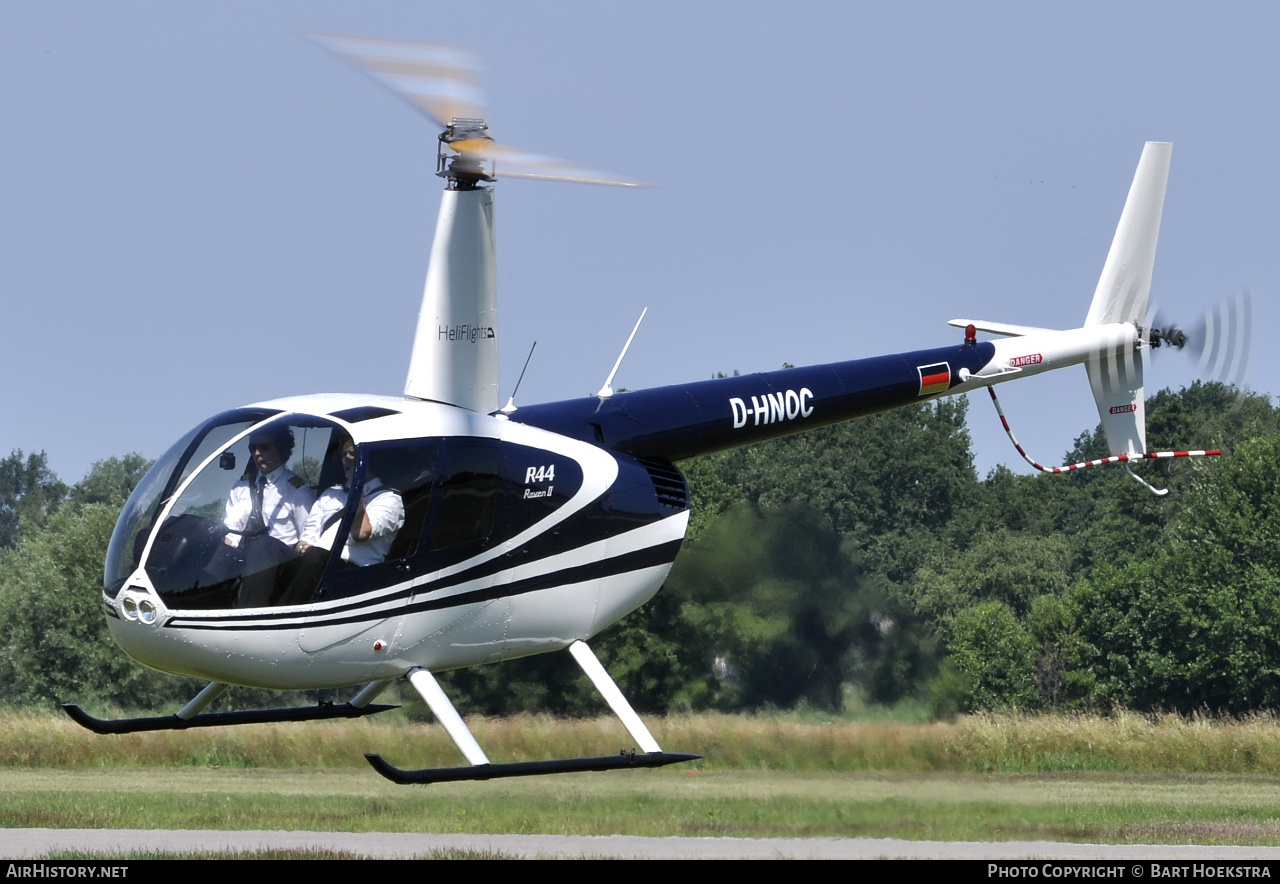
[403,117,501,411]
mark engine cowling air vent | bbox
[637,457,689,510]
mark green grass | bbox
[10,708,1280,774]
[8,710,1280,845]
[5,768,1280,844]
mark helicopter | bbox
[64,35,1233,784]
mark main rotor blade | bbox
[312,33,644,188]
[311,33,486,130]
[483,142,645,187]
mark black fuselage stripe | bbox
[165,539,683,632]
[175,515,676,626]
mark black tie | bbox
[247,475,266,534]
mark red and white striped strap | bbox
[986,386,1220,475]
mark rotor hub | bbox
[438,118,495,189]
[1146,325,1187,349]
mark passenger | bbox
[279,435,404,605]
[223,426,316,607]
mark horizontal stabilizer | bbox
[947,318,1057,338]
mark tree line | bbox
[1,380,1278,718]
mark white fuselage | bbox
[104,393,689,690]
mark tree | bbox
[680,397,979,585]
[907,528,1073,634]
[0,501,199,709]
[69,454,152,508]
[665,501,939,710]
[1074,434,1280,713]
[947,601,1038,709]
[0,450,67,550]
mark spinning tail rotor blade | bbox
[1188,289,1254,390]
[1146,289,1254,389]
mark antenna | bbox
[498,341,538,416]
[596,308,648,399]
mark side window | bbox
[306,440,440,604]
[429,442,501,552]
[366,443,439,563]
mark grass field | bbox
[6,710,1280,845]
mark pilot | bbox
[278,434,404,605]
[223,426,316,607]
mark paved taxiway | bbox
[5,829,1280,859]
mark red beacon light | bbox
[964,323,977,346]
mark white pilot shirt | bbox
[224,465,316,546]
[300,477,405,567]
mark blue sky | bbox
[2,2,1277,484]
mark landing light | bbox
[121,593,157,625]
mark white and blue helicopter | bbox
[66,36,1235,783]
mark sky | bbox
[2,2,1278,486]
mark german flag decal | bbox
[917,362,951,396]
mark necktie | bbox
[247,475,266,534]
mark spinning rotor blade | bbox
[312,33,643,187]
[1189,289,1253,390]
[1146,289,1254,390]
[311,33,485,130]
[482,143,643,186]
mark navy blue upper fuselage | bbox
[513,341,997,462]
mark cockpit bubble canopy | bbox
[105,409,344,604]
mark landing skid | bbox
[62,700,397,734]
[371,640,699,784]
[365,749,700,785]
[64,644,698,784]
[62,679,397,734]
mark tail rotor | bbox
[1188,289,1253,390]
[1145,288,1254,389]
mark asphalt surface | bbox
[5,829,1280,859]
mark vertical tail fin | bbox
[1084,142,1172,456]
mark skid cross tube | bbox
[368,642,699,784]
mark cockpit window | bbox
[138,416,341,609]
[104,408,280,595]
[109,425,581,611]
[123,420,448,609]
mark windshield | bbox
[104,408,280,595]
[139,415,342,609]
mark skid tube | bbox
[366,749,700,785]
[61,701,399,735]
[62,679,398,734]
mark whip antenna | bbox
[597,308,648,399]
[499,341,538,415]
